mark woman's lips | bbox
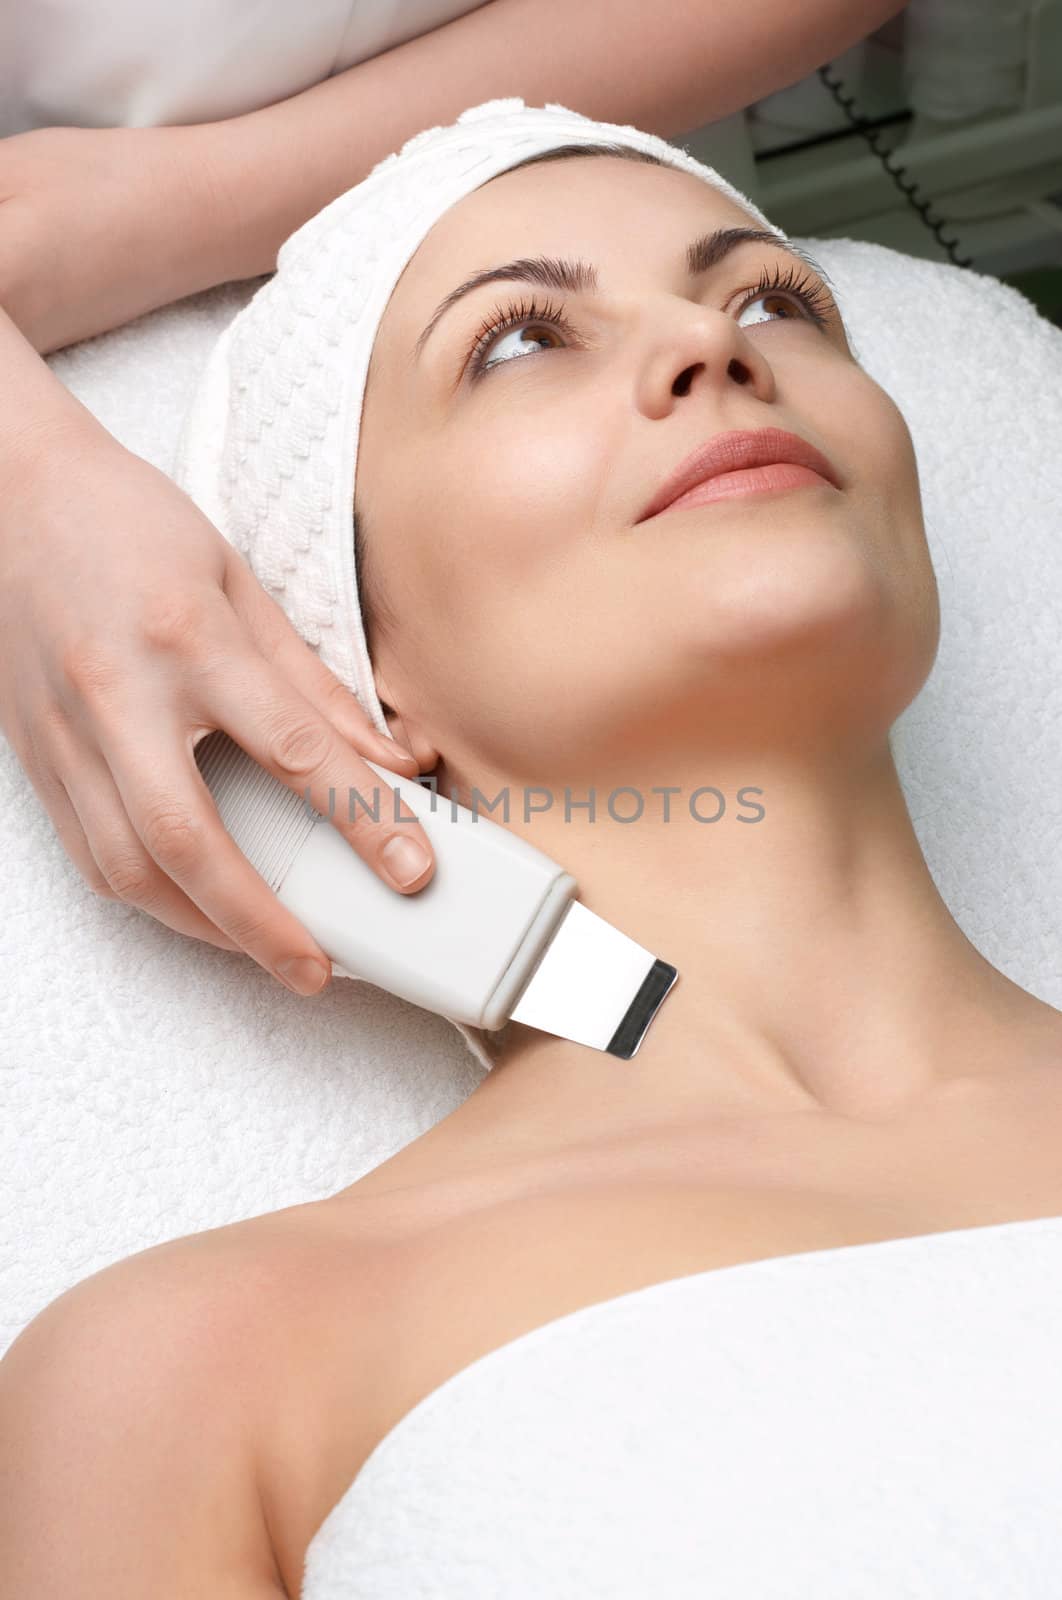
[656,460,834,515]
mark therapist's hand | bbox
[0,416,435,997]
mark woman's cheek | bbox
[475,409,603,544]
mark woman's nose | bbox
[634,306,777,420]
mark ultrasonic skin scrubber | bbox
[195,730,678,1059]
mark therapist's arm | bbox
[0,0,908,353]
[212,0,910,281]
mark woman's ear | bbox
[375,669,440,773]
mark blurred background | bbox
[684,0,1062,328]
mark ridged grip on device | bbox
[194,730,319,887]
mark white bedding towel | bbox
[2,240,1061,1353]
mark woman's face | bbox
[357,154,939,793]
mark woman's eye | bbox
[736,290,818,328]
[466,296,572,379]
[479,321,566,372]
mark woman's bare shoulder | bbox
[0,1214,319,1597]
[1,1147,509,1596]
[1,1188,434,1597]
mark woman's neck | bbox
[442,736,1059,1158]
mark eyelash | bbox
[464,261,837,381]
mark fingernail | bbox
[374,736,417,767]
[277,955,330,995]
[382,834,431,888]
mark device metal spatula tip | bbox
[508,899,678,1059]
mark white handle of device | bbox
[195,732,577,1031]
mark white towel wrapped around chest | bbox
[302,1216,1062,1598]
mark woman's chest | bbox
[264,1070,1062,1595]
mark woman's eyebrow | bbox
[411,227,832,362]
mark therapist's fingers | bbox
[221,549,422,771]
[86,676,435,993]
[28,722,242,952]
[80,710,353,991]
[196,647,436,892]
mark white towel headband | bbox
[173,95,787,1071]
